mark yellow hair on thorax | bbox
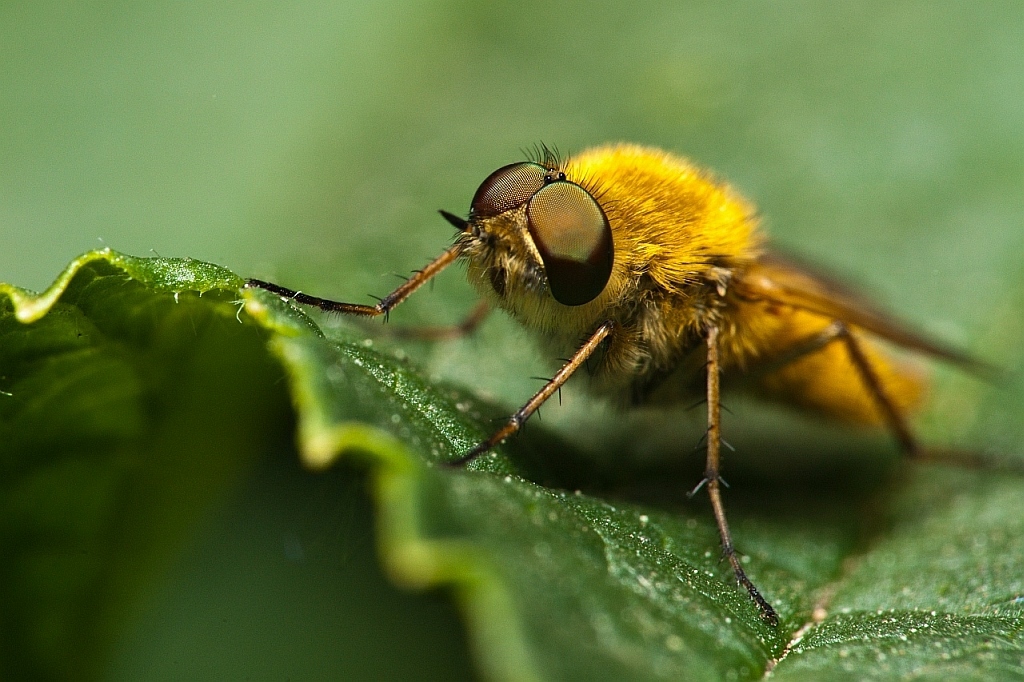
[566,144,762,293]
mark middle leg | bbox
[703,324,779,626]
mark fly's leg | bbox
[838,324,1024,483]
[748,320,925,457]
[836,323,920,455]
[703,324,780,626]
[447,321,615,467]
[245,243,463,320]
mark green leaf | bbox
[5,2,1024,679]
[0,252,268,679]
[3,251,1023,681]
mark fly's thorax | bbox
[457,211,740,393]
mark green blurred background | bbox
[3,1,1023,679]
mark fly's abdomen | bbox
[737,303,927,425]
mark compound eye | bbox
[470,162,548,218]
[526,182,613,306]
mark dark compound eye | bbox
[526,181,614,306]
[470,162,548,218]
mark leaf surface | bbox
[2,251,1023,680]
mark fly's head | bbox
[442,155,615,316]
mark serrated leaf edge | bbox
[2,250,543,682]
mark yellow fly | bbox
[247,143,990,625]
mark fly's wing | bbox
[732,251,997,378]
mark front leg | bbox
[245,243,463,319]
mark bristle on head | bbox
[523,142,566,170]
